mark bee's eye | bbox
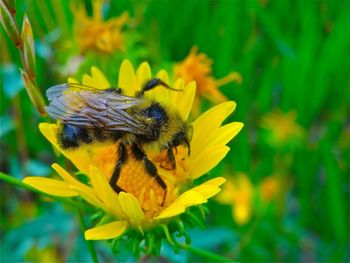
[143,103,168,125]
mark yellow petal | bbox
[171,78,185,101]
[190,145,230,179]
[118,59,137,96]
[82,74,97,88]
[118,192,144,225]
[39,123,59,148]
[177,178,226,209]
[70,185,109,211]
[216,179,236,204]
[147,74,178,103]
[89,166,123,217]
[176,81,196,120]
[155,201,185,220]
[137,62,169,102]
[194,101,237,130]
[216,192,233,204]
[191,101,236,155]
[51,163,94,195]
[199,122,244,150]
[156,190,208,220]
[156,69,169,84]
[91,66,110,89]
[85,221,128,240]
[176,190,207,206]
[191,182,223,199]
[235,173,254,195]
[136,62,151,90]
[234,204,251,225]
[68,77,79,83]
[23,177,77,197]
[202,177,226,187]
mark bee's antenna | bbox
[139,78,183,96]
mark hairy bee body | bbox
[57,99,191,152]
[46,78,191,202]
[58,123,121,148]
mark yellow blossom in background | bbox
[174,46,242,113]
[23,60,243,240]
[217,173,283,225]
[26,246,61,263]
[260,109,304,146]
[259,175,280,202]
[216,173,253,225]
[73,0,129,54]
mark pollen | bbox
[91,142,189,218]
[150,146,191,186]
[90,143,119,178]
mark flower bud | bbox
[3,0,16,16]
[19,69,46,115]
[0,0,21,47]
[21,14,36,79]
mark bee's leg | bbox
[138,78,182,96]
[184,138,191,156]
[131,144,167,204]
[167,147,176,169]
[109,143,127,193]
[131,144,166,189]
[160,147,176,170]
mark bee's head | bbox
[139,102,169,141]
[137,101,191,153]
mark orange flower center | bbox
[91,143,190,218]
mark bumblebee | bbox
[45,78,192,195]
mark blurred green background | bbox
[1,0,349,262]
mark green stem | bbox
[13,95,29,176]
[77,210,99,263]
[0,171,80,207]
[177,242,235,262]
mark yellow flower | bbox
[23,60,243,240]
[260,109,304,146]
[259,175,280,202]
[174,46,242,112]
[216,173,253,225]
[217,173,283,225]
[26,245,61,263]
[73,0,128,54]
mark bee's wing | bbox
[46,84,144,134]
[46,83,104,101]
